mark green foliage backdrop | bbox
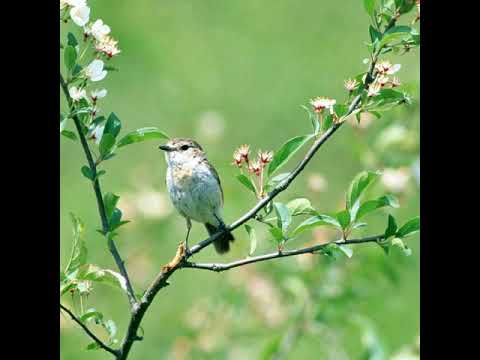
[60,0,419,359]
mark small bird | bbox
[159,138,235,254]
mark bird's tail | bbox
[205,223,235,254]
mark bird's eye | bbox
[180,145,189,151]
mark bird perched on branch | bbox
[159,138,234,254]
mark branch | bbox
[60,303,119,356]
[60,73,138,309]
[183,235,384,272]
[114,17,401,359]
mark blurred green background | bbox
[60,0,420,359]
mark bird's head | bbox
[159,138,204,166]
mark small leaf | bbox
[245,224,257,256]
[321,114,334,132]
[104,319,117,339]
[86,342,101,351]
[96,170,106,180]
[64,45,77,72]
[67,32,78,47]
[391,238,412,256]
[79,309,103,323]
[103,193,120,221]
[384,214,398,239]
[286,198,316,216]
[292,214,341,237]
[104,112,122,138]
[369,25,382,43]
[378,26,415,49]
[338,244,354,258]
[65,213,87,274]
[269,227,284,243]
[117,127,170,147]
[268,135,314,177]
[81,166,94,181]
[396,216,420,238]
[273,202,292,234]
[235,174,257,194]
[301,105,320,135]
[99,133,116,158]
[336,210,351,230]
[363,0,378,17]
[61,130,78,141]
[355,194,399,220]
[346,170,381,210]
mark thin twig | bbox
[183,235,384,272]
[60,303,119,356]
[60,73,138,309]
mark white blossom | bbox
[89,125,104,145]
[85,59,107,82]
[375,60,401,75]
[367,82,381,97]
[88,19,111,41]
[68,86,86,101]
[310,97,336,113]
[70,5,90,27]
[95,36,121,58]
[91,89,107,101]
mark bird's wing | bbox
[203,158,224,205]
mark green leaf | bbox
[86,342,101,351]
[80,309,103,323]
[109,208,129,231]
[301,105,320,135]
[266,172,290,191]
[268,226,284,243]
[273,202,292,234]
[235,174,257,194]
[65,213,87,274]
[245,224,257,256]
[378,26,415,49]
[391,238,412,256]
[321,114,334,132]
[369,25,382,43]
[286,198,316,216]
[363,0,378,17]
[323,243,353,259]
[398,0,416,14]
[104,319,117,339]
[61,130,78,141]
[72,64,83,77]
[333,104,349,118]
[81,166,94,181]
[355,194,399,220]
[336,209,351,230]
[67,32,78,47]
[346,170,381,210]
[267,135,313,177]
[396,216,420,238]
[99,133,116,158]
[385,214,398,239]
[337,244,354,258]
[117,127,170,147]
[64,45,77,72]
[96,170,106,180]
[103,193,120,221]
[292,214,341,237]
[104,113,122,138]
[78,264,127,292]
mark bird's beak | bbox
[158,144,174,152]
